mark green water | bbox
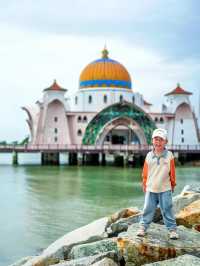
[0,165,200,266]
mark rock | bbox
[106,207,140,229]
[106,207,141,236]
[144,254,200,265]
[91,258,118,266]
[192,224,200,232]
[108,214,142,236]
[176,199,200,227]
[173,192,200,215]
[181,184,200,194]
[69,238,119,260]
[110,222,129,236]
[50,252,119,266]
[21,217,108,266]
[117,223,200,265]
[8,257,35,266]
[152,207,163,223]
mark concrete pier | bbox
[12,151,18,165]
[69,152,78,165]
[100,153,106,166]
[85,153,99,165]
[114,154,124,167]
[41,152,60,165]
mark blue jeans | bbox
[140,190,177,231]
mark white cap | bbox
[152,128,167,140]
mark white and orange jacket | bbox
[142,149,176,193]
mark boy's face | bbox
[152,136,167,152]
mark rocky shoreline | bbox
[10,184,200,266]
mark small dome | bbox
[79,48,132,89]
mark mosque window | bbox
[119,95,123,102]
[83,116,87,122]
[75,96,78,105]
[103,95,107,103]
[181,137,184,143]
[54,128,58,133]
[106,135,110,141]
[155,117,158,122]
[77,129,82,136]
[181,129,184,135]
[54,117,58,122]
[180,119,183,124]
[88,95,92,104]
[132,96,135,103]
[54,137,58,142]
[160,117,164,123]
[77,116,82,122]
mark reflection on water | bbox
[0,165,199,266]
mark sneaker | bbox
[137,226,146,237]
[169,230,179,240]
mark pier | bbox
[1,144,200,153]
[0,144,200,166]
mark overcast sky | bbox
[1,0,200,141]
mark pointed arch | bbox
[82,101,156,145]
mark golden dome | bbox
[79,48,132,89]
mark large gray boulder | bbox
[69,238,119,260]
[181,184,200,194]
[91,258,118,266]
[117,223,200,265]
[144,254,200,265]
[8,257,35,266]
[176,199,200,228]
[50,252,119,266]
[107,213,142,236]
[106,207,141,236]
[173,191,200,214]
[21,217,108,266]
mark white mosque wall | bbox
[164,118,175,145]
[68,112,96,144]
[34,100,71,145]
[70,88,145,112]
[172,103,199,145]
[164,94,191,113]
[43,90,70,111]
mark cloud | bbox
[1,0,200,64]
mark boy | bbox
[137,128,179,239]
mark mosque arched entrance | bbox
[82,101,156,145]
[96,117,146,145]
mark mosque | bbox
[23,48,200,148]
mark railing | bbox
[0,144,200,153]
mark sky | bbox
[0,0,200,141]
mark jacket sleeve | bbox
[170,158,176,189]
[142,160,148,192]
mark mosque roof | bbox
[165,83,192,96]
[79,48,132,89]
[44,80,67,92]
